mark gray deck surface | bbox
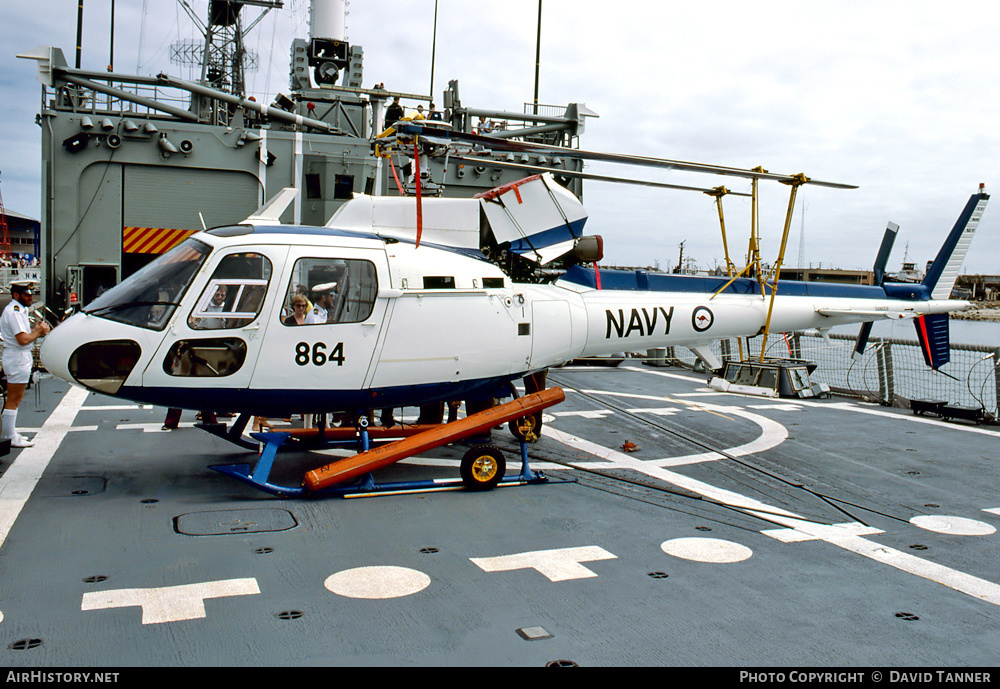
[0,363,998,668]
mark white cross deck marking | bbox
[116,422,199,432]
[550,409,615,419]
[545,420,1000,608]
[470,546,617,582]
[626,407,681,416]
[81,578,261,624]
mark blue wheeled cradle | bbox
[209,429,560,498]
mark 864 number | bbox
[295,341,345,366]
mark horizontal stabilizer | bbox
[817,307,916,320]
[914,313,951,369]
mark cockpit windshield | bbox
[83,238,211,331]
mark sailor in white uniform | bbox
[0,282,50,447]
[305,282,337,324]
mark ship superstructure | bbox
[19,0,593,312]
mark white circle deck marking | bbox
[660,537,753,563]
[561,388,787,468]
[910,515,997,536]
[324,566,431,599]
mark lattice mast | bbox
[171,0,283,97]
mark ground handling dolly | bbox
[210,387,566,497]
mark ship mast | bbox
[171,0,283,98]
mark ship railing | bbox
[0,267,41,291]
[42,76,235,128]
[523,103,567,118]
[655,331,1000,416]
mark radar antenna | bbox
[170,0,283,97]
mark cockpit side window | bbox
[188,252,273,330]
[280,257,378,326]
[83,238,211,331]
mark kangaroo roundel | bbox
[692,306,714,332]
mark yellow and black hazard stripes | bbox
[122,227,198,255]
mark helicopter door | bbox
[249,251,387,400]
[142,247,286,392]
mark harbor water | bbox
[837,318,1000,349]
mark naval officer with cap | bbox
[0,282,49,447]
[306,282,337,324]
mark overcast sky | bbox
[2,0,999,275]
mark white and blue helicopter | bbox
[38,126,989,494]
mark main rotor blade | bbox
[396,123,857,190]
[872,222,899,285]
[451,155,753,196]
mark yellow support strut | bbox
[759,173,809,361]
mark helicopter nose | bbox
[39,318,76,383]
[41,314,142,395]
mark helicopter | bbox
[40,167,987,422]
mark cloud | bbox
[2,0,998,276]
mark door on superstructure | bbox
[121,165,261,277]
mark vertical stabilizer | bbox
[914,313,951,369]
[922,187,989,300]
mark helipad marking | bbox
[0,385,89,547]
[0,385,92,626]
[661,537,753,563]
[627,407,681,416]
[324,566,431,599]
[18,425,98,434]
[910,515,996,536]
[801,401,1000,438]
[116,422,201,432]
[568,389,787,468]
[470,546,617,582]
[80,578,261,624]
[762,521,884,543]
[625,366,704,383]
[544,424,1000,608]
[550,409,616,419]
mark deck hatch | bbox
[174,508,298,536]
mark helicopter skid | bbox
[209,388,566,497]
[198,413,453,453]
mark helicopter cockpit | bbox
[82,237,212,331]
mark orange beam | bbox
[304,387,565,492]
[280,424,446,441]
